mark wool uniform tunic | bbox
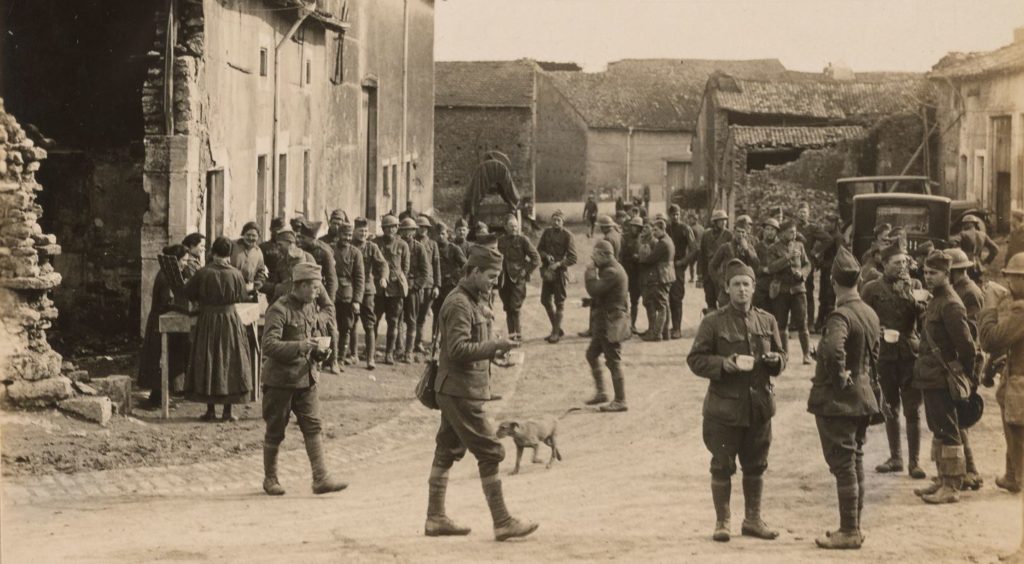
[497,233,541,313]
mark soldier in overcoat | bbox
[537,210,577,343]
[497,215,540,341]
[583,240,631,412]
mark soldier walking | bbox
[862,245,927,479]
[398,217,429,363]
[912,251,977,504]
[350,217,388,370]
[809,247,881,550]
[414,216,442,354]
[948,248,986,490]
[425,244,538,541]
[667,204,697,339]
[373,215,410,365]
[583,240,630,412]
[538,210,577,343]
[636,217,675,341]
[583,192,599,238]
[699,210,733,312]
[687,259,786,543]
[331,221,364,374]
[261,263,348,496]
[766,220,813,364]
[497,215,540,341]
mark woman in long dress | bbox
[182,236,253,422]
[138,244,191,409]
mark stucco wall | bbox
[535,73,587,203]
[585,129,689,204]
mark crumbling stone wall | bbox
[0,100,71,407]
[736,146,851,219]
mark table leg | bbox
[250,324,261,402]
[161,332,170,419]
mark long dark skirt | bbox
[185,307,253,404]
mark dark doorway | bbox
[745,148,803,172]
[993,116,1012,233]
[362,85,378,220]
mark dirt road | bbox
[4,242,1022,563]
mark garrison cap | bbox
[292,262,321,283]
[476,221,489,233]
[381,215,399,228]
[466,244,503,270]
[597,215,615,227]
[274,226,296,243]
[336,221,353,235]
[353,216,369,228]
[416,216,432,228]
[454,217,468,229]
[761,217,780,229]
[880,244,907,263]
[434,219,449,232]
[924,249,952,273]
[270,217,286,232]
[725,258,755,283]
[298,220,321,239]
[831,246,860,288]
[944,248,973,270]
[711,210,728,222]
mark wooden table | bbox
[158,302,264,419]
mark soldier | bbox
[260,262,348,496]
[598,215,622,257]
[687,212,706,285]
[699,210,733,312]
[912,250,977,504]
[710,215,759,307]
[453,218,471,258]
[766,220,813,364]
[320,209,349,247]
[861,223,891,266]
[858,247,883,293]
[947,247,985,490]
[812,213,844,331]
[332,221,364,374]
[349,217,388,370]
[754,218,779,310]
[687,258,786,543]
[621,216,645,334]
[952,214,999,281]
[537,210,577,343]
[636,217,675,341]
[583,192,599,238]
[862,245,927,479]
[260,217,287,282]
[414,216,442,354]
[433,220,467,324]
[373,214,410,365]
[667,204,697,339]
[425,244,537,541]
[497,215,540,341]
[583,240,630,412]
[808,247,880,550]
[263,226,315,303]
[295,219,341,371]
[796,202,821,330]
[398,217,429,363]
[1006,211,1024,268]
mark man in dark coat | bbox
[398,217,429,363]
[699,210,733,312]
[537,210,577,343]
[350,217,388,370]
[583,240,631,412]
[809,247,881,550]
[426,244,537,541]
[912,250,978,504]
[373,214,410,365]
[754,218,779,310]
[583,192,599,238]
[947,247,986,490]
[766,220,813,364]
[667,204,697,339]
[951,214,999,281]
[796,203,821,330]
[433,220,467,329]
[332,221,364,374]
[259,216,286,284]
[812,214,845,331]
[687,212,706,285]
[637,217,675,341]
[687,259,786,543]
[414,215,442,354]
[294,219,339,302]
[710,215,759,307]
[621,216,645,334]
[497,215,540,341]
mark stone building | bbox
[931,27,1024,233]
[535,59,786,217]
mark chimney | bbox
[1015,26,1024,44]
[824,61,855,81]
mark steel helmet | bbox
[381,215,399,228]
[711,210,728,222]
[416,216,432,228]
[1004,253,1024,276]
[597,215,615,227]
[944,248,973,270]
[399,217,418,230]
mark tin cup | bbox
[735,355,756,372]
[245,282,255,293]
[912,288,930,302]
[883,329,900,344]
[505,350,525,366]
[315,336,332,350]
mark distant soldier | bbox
[636,216,675,341]
[260,262,348,496]
[331,221,364,374]
[598,215,622,257]
[754,218,779,310]
[414,216,442,353]
[795,202,822,330]
[766,220,813,364]
[862,245,927,479]
[710,215,759,307]
[858,247,884,293]
[952,214,999,281]
[621,216,645,334]
[1006,211,1024,268]
[293,219,339,302]
[349,217,388,370]
[497,215,540,341]
[809,247,880,550]
[537,210,577,343]
[260,217,287,282]
[433,220,467,330]
[860,223,892,266]
[584,192,599,238]
[700,210,733,311]
[425,244,537,541]
[912,250,977,504]
[812,213,845,331]
[667,204,697,339]
[263,226,315,303]
[687,258,786,543]
[687,212,706,285]
[398,217,429,363]
[453,218,472,258]
[320,208,349,247]
[373,215,410,365]
[947,247,986,490]
[583,240,630,412]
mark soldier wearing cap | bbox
[597,215,622,257]
[497,214,540,341]
[320,209,350,247]
[947,247,986,490]
[952,214,998,281]
[432,220,466,325]
[397,217,430,363]
[667,204,698,339]
[636,216,676,341]
[861,244,927,479]
[453,218,471,258]
[538,209,577,343]
[700,210,734,311]
[809,246,881,550]
[414,215,443,354]
[332,221,364,373]
[259,217,287,285]
[912,250,978,504]
[260,262,347,497]
[426,244,537,541]
[349,217,388,370]
[710,214,760,307]
[796,202,822,329]
[861,223,892,266]
[262,225,315,303]
[373,214,410,365]
[766,219,814,364]
[583,192,599,238]
[687,258,786,543]
[811,213,845,331]
[754,217,780,310]
[293,219,339,303]
[621,215,645,333]
[858,246,884,293]
[583,239,630,412]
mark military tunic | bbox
[766,239,812,347]
[373,234,410,331]
[301,238,339,302]
[351,238,388,336]
[537,226,577,311]
[637,233,675,338]
[585,260,631,366]
[980,300,1024,487]
[263,248,316,304]
[753,237,777,310]
[333,242,365,361]
[699,226,733,310]
[497,233,540,313]
[415,234,442,340]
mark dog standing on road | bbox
[496,408,580,475]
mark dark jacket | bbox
[585,260,630,343]
[754,237,777,292]
[913,282,977,389]
[261,291,335,388]
[710,239,759,290]
[352,238,388,297]
[862,274,925,361]
[808,295,881,417]
[687,304,786,427]
[667,221,697,279]
[416,234,441,290]
[406,236,431,291]
[537,227,578,271]
[699,226,732,274]
[637,233,676,285]
[436,283,500,400]
[437,239,467,289]
[301,238,338,301]
[766,240,811,294]
[374,235,410,297]
[262,248,315,303]
[602,228,623,259]
[332,242,365,304]
[497,233,541,283]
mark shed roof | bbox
[730,125,867,149]
[930,40,1024,79]
[435,60,538,108]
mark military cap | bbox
[416,216,432,228]
[873,222,892,237]
[434,219,449,232]
[336,221,353,235]
[880,244,907,264]
[454,217,468,229]
[551,209,565,220]
[924,249,951,273]
[298,220,322,239]
[399,217,418,230]
[329,209,347,222]
[593,240,614,254]
[779,219,797,232]
[597,215,615,227]
[270,217,287,232]
[290,217,305,231]
[761,217,780,229]
[668,203,682,214]
[651,217,667,228]
[292,262,322,282]
[725,258,755,283]
[831,246,860,287]
[944,248,973,270]
[627,216,644,227]
[1003,253,1024,276]
[274,225,296,243]
[466,244,503,270]
[476,221,489,233]
[354,216,369,228]
[381,215,399,228]
[913,240,935,258]
[960,214,981,225]
[735,214,752,228]
[711,210,729,222]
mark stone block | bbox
[90,375,132,416]
[0,271,61,290]
[5,350,61,382]
[66,370,90,382]
[6,376,73,406]
[58,396,112,426]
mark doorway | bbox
[993,116,1012,233]
[361,84,378,220]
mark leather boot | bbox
[799,332,812,364]
[641,307,664,342]
[385,325,397,364]
[876,417,903,473]
[921,477,961,504]
[711,477,731,542]
[962,429,983,490]
[263,444,285,496]
[999,422,1023,492]
[600,362,627,412]
[304,434,348,494]
[816,471,861,549]
[741,475,778,539]
[513,311,523,340]
[425,468,471,537]
[907,419,925,478]
[483,476,538,541]
[585,365,608,405]
[544,306,557,341]
[547,310,564,343]
[402,329,416,363]
[365,332,376,370]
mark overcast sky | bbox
[435,0,1024,72]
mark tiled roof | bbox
[435,60,537,108]
[546,59,787,131]
[930,41,1024,79]
[730,125,867,148]
[711,75,925,120]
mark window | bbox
[278,154,288,215]
[302,150,311,216]
[382,164,390,197]
[331,33,345,84]
[305,59,312,85]
[256,154,268,230]
[259,48,268,77]
[876,206,930,235]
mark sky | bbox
[435,0,1024,72]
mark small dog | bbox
[496,408,579,475]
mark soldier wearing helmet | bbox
[951,214,998,281]
[396,217,430,363]
[414,215,442,354]
[699,210,733,312]
[373,214,410,365]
